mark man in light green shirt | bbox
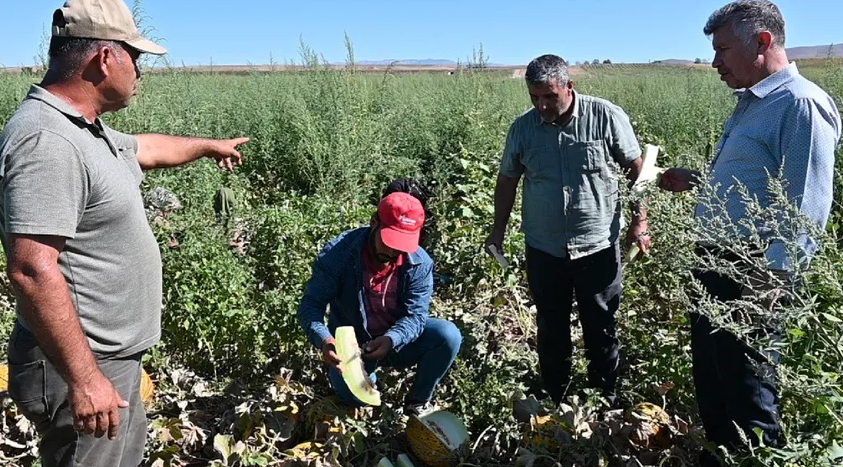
[485,54,649,405]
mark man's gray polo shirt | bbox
[500,91,641,259]
[0,85,163,358]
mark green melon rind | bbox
[396,454,417,467]
[378,457,396,467]
[335,326,381,406]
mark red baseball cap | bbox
[377,192,425,253]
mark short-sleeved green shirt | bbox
[0,85,163,358]
[500,91,641,259]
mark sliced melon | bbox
[396,454,417,467]
[407,410,469,467]
[628,144,666,262]
[631,144,666,194]
[378,457,396,467]
[335,326,381,406]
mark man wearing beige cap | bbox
[0,1,249,466]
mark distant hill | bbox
[357,59,457,66]
[355,58,506,67]
[786,44,843,59]
[652,59,697,65]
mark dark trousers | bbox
[691,251,785,465]
[6,323,148,467]
[526,243,622,403]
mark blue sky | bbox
[1,0,841,68]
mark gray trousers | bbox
[6,323,147,467]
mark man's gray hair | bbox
[525,54,570,86]
[704,0,786,49]
[48,36,123,82]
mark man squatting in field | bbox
[485,54,652,406]
[0,0,249,466]
[298,191,462,415]
[659,1,841,464]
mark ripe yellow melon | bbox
[406,411,469,467]
[522,414,565,452]
[335,326,381,406]
[625,402,672,449]
[140,368,155,405]
[0,364,8,393]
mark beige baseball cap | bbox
[52,0,167,55]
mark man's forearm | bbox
[136,134,215,169]
[493,173,520,231]
[629,200,648,221]
[623,158,648,222]
[10,267,100,386]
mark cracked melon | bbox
[335,326,381,406]
[406,410,469,467]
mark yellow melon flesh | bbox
[335,326,381,406]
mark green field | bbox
[1,62,842,466]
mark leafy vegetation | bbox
[0,56,841,466]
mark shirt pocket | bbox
[522,144,554,175]
[570,140,609,172]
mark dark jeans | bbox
[329,318,462,406]
[6,323,148,467]
[691,248,785,465]
[526,243,622,403]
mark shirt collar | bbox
[25,84,100,126]
[744,62,799,99]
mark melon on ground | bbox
[625,402,672,449]
[140,368,155,405]
[0,364,7,393]
[406,410,469,467]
